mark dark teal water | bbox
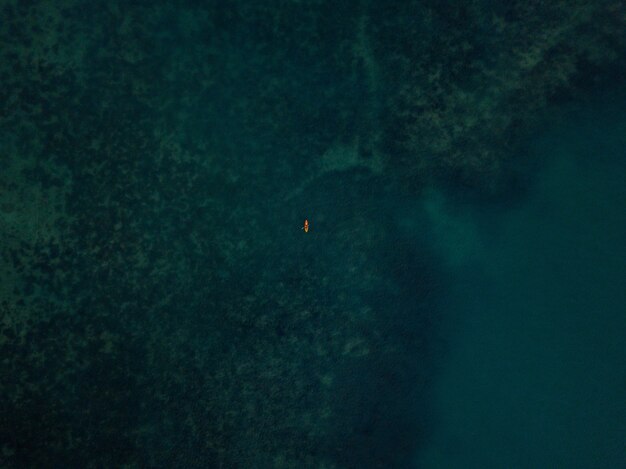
[418,96,626,468]
[1,2,625,468]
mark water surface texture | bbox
[1,1,625,468]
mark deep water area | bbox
[1,1,625,468]
[417,94,626,468]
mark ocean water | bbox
[418,96,626,468]
[1,2,625,468]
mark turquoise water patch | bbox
[418,95,626,468]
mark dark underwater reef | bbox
[1,1,624,467]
